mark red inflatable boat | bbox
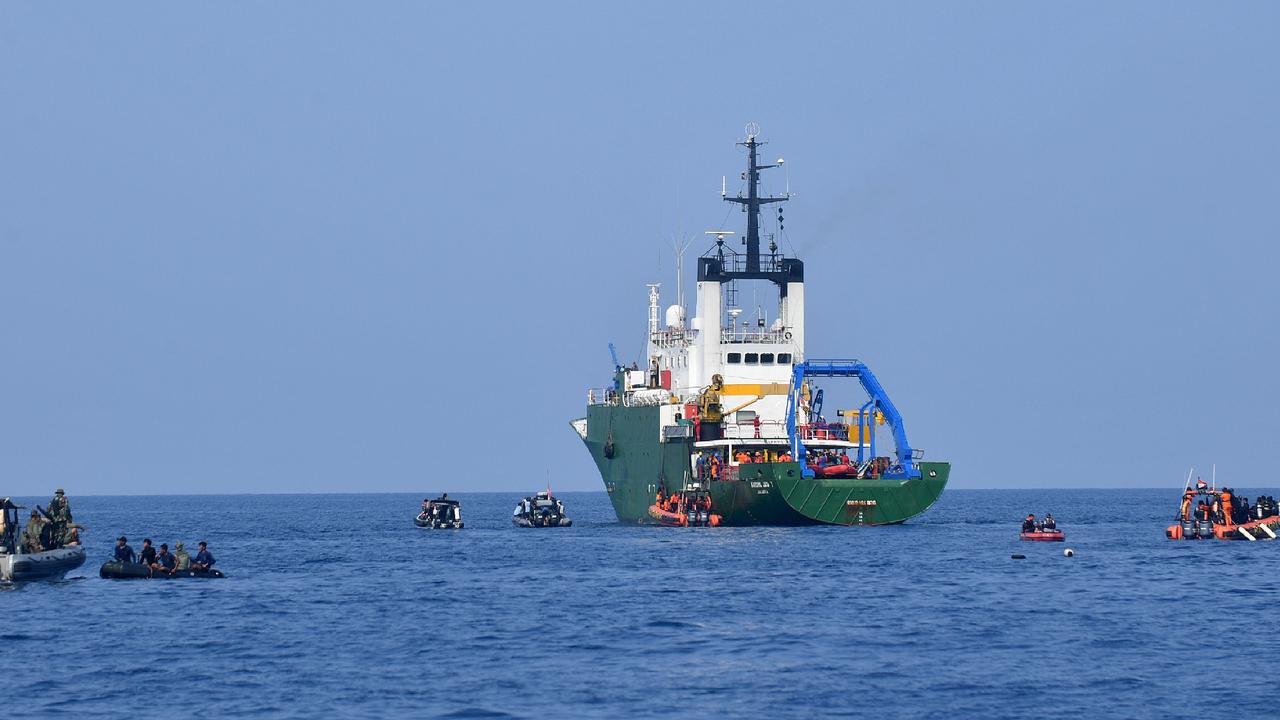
[1020,529,1065,541]
[647,503,722,527]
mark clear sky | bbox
[2,3,1277,495]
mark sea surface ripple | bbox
[4,488,1277,719]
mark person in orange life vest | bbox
[753,415,761,438]
[1220,489,1234,525]
[1180,490,1195,521]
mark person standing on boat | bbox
[114,536,136,564]
[46,488,72,547]
[1179,490,1195,521]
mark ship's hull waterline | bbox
[579,404,948,526]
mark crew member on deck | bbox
[1220,489,1234,526]
[1042,513,1056,530]
[1022,514,1037,533]
[1180,490,1195,521]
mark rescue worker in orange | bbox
[1220,488,1234,526]
[1179,490,1195,521]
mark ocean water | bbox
[5,488,1278,719]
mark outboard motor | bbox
[1182,519,1196,539]
[1197,519,1214,538]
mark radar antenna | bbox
[724,123,789,273]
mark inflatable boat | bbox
[1168,516,1280,541]
[1020,529,1065,541]
[1164,481,1280,540]
[416,498,463,529]
[647,487,722,527]
[512,491,572,528]
[0,544,87,582]
[99,561,225,579]
[0,499,88,582]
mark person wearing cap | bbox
[46,488,72,548]
[173,542,191,571]
[151,543,176,574]
[1042,513,1056,530]
[191,541,215,571]
[47,488,71,523]
[114,536,137,564]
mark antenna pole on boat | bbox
[725,123,788,274]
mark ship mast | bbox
[723,124,789,273]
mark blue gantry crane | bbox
[785,359,922,480]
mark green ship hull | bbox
[579,404,948,526]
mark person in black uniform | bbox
[1022,514,1037,533]
[1042,513,1056,530]
[138,538,157,566]
[114,536,136,563]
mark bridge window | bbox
[777,353,792,364]
[744,353,759,364]
[760,353,774,364]
[726,353,741,364]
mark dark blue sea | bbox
[5,488,1277,719]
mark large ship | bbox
[571,127,949,525]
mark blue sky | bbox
[2,2,1277,494]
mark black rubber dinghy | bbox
[99,562,226,579]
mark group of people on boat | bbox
[512,490,571,528]
[1021,513,1057,533]
[655,488,712,515]
[113,536,214,574]
[1177,484,1278,526]
[4,489,83,554]
[417,493,464,528]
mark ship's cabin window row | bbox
[725,352,793,365]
